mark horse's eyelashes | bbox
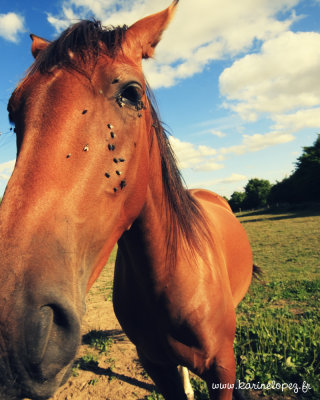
[118,83,144,108]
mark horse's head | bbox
[0,2,178,398]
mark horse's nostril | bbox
[25,306,53,367]
[49,303,71,330]
[24,302,80,381]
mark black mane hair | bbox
[146,87,213,265]
[29,20,127,76]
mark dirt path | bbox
[50,260,157,400]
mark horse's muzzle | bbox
[0,295,81,400]
[24,300,80,381]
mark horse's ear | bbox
[125,0,179,61]
[30,34,50,58]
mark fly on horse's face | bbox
[0,2,178,399]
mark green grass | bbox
[74,352,100,372]
[88,377,100,386]
[144,392,164,400]
[83,330,114,354]
[240,207,320,281]
[235,283,320,397]
[190,377,209,399]
[231,207,320,399]
[72,329,116,378]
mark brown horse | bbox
[0,1,254,399]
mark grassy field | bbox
[233,206,320,399]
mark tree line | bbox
[227,134,320,212]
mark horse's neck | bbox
[140,185,169,263]
[118,140,172,285]
[136,153,169,268]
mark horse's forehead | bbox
[10,70,72,111]
[27,53,143,90]
[8,51,146,120]
[94,52,145,80]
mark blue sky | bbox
[1,0,320,197]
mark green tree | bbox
[270,134,320,203]
[269,176,294,204]
[296,134,320,171]
[293,134,320,201]
[244,178,272,209]
[229,191,246,212]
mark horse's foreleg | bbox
[201,341,236,400]
[177,365,194,400]
[137,348,189,400]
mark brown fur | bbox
[1,2,253,399]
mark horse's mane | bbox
[146,88,213,266]
[26,20,213,266]
[28,20,127,77]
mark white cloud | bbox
[170,130,295,170]
[210,130,226,138]
[218,29,320,159]
[215,154,226,162]
[46,0,299,88]
[197,145,217,157]
[0,160,15,180]
[220,31,320,121]
[47,6,79,32]
[219,173,248,184]
[220,131,294,155]
[169,136,220,170]
[197,128,227,138]
[194,161,223,172]
[194,173,247,188]
[145,0,299,88]
[273,107,320,132]
[0,12,25,43]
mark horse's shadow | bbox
[75,329,156,396]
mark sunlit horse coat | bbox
[0,2,255,399]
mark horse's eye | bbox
[121,84,143,106]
